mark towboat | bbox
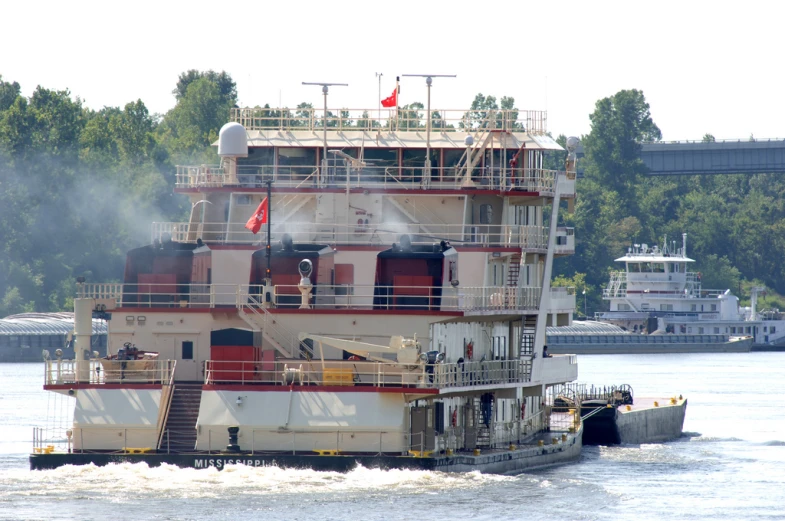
[31,84,584,473]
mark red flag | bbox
[381,88,397,108]
[245,197,268,234]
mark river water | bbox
[0,354,783,521]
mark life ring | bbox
[466,341,474,360]
[451,408,458,427]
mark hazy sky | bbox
[3,1,780,141]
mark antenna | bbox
[401,74,457,187]
[302,82,349,187]
[375,72,383,124]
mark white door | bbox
[155,335,200,382]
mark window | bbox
[714,327,720,334]
[652,263,665,273]
[236,194,254,205]
[698,327,704,334]
[691,304,697,312]
[772,326,777,334]
[182,341,194,360]
[711,304,717,311]
[660,304,673,311]
[618,303,631,311]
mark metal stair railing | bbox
[237,291,315,360]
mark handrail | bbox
[384,167,409,189]
[151,221,559,248]
[238,291,315,359]
[230,107,547,134]
[44,358,175,385]
[205,358,531,389]
[77,282,554,314]
[157,361,178,450]
[174,164,564,194]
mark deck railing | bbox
[230,107,547,134]
[44,358,176,385]
[77,282,544,313]
[174,164,560,194]
[151,221,556,248]
[205,358,532,389]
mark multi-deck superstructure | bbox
[32,94,583,472]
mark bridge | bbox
[577,139,785,175]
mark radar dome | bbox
[218,122,248,157]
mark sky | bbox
[2,0,782,141]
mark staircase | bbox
[507,254,522,287]
[159,383,202,453]
[520,315,537,358]
[238,293,315,359]
[474,394,494,448]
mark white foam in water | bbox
[9,462,517,500]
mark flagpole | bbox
[266,180,272,285]
[395,76,399,131]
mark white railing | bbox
[151,221,551,248]
[174,164,558,194]
[77,282,542,314]
[205,358,531,389]
[603,271,627,298]
[230,107,547,134]
[77,283,123,300]
[44,358,176,385]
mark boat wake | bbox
[8,462,518,499]
[688,435,745,443]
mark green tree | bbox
[583,89,661,202]
[696,254,741,292]
[173,70,237,105]
[159,76,235,156]
[0,75,21,112]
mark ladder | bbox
[507,254,522,287]
[520,315,537,358]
